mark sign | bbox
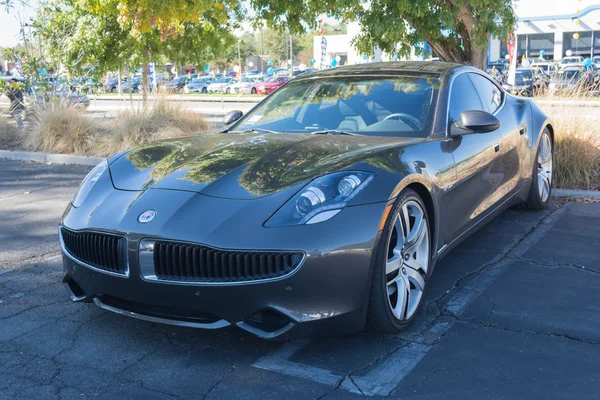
[320,37,327,69]
[506,33,517,86]
[148,62,156,91]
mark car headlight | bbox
[72,159,108,208]
[265,172,375,227]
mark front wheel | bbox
[251,87,257,94]
[367,189,431,333]
[523,128,553,209]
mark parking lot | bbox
[1,159,599,400]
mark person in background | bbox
[6,79,24,129]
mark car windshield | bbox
[215,78,230,83]
[233,76,439,138]
[515,70,533,84]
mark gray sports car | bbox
[60,62,554,340]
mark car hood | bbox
[109,133,423,199]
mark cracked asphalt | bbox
[1,159,599,400]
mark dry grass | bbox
[101,97,208,155]
[25,105,106,155]
[8,97,208,157]
[543,103,600,190]
[0,118,23,150]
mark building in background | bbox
[314,1,600,67]
[490,0,600,62]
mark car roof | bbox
[294,61,463,81]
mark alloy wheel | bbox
[537,132,553,202]
[385,200,429,321]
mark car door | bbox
[442,72,506,242]
[469,72,526,197]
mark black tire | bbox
[251,87,257,94]
[522,128,553,210]
[367,188,432,333]
[226,88,231,94]
[202,87,207,94]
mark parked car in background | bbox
[185,78,212,93]
[207,78,235,93]
[256,76,289,94]
[225,77,262,94]
[560,56,584,68]
[52,84,91,108]
[501,68,548,96]
[549,67,594,94]
[163,76,188,92]
[593,56,600,68]
[531,62,556,77]
[104,77,120,93]
[122,77,143,93]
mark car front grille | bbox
[60,228,127,275]
[151,241,304,283]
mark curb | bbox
[0,150,102,166]
[89,95,261,104]
[1,149,600,197]
[552,188,600,199]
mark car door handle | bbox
[519,128,525,135]
[495,144,500,152]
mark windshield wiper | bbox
[311,130,358,136]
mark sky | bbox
[0,0,39,48]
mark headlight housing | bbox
[265,171,375,227]
[72,159,108,208]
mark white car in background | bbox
[225,77,264,94]
[560,56,584,68]
[207,78,234,93]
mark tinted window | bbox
[234,76,440,137]
[469,73,502,113]
[448,73,484,123]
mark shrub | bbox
[0,119,23,150]
[545,105,600,190]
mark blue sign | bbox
[203,65,210,73]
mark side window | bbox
[469,73,502,114]
[448,73,484,123]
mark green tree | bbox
[251,0,515,69]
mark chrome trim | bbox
[445,69,507,138]
[58,226,130,278]
[93,297,231,329]
[138,238,307,286]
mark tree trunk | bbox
[469,46,488,71]
[142,63,149,106]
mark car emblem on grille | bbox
[138,210,156,223]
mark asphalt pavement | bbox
[1,159,599,400]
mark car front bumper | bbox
[60,190,387,340]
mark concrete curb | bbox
[0,150,102,166]
[552,188,600,199]
[89,95,261,104]
[1,150,600,198]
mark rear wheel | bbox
[523,128,553,209]
[202,87,208,94]
[251,87,257,94]
[367,189,431,333]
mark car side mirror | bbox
[452,110,500,135]
[223,110,243,125]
